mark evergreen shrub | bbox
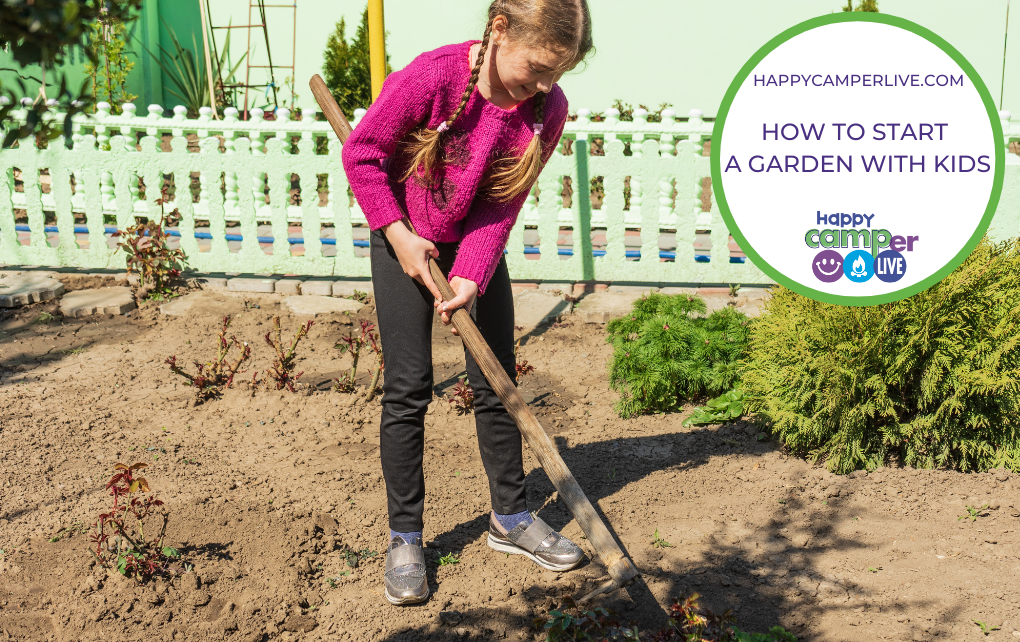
[743,237,1020,474]
[606,294,750,418]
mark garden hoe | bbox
[309,74,642,604]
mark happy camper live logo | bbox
[806,210,916,284]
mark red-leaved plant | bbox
[166,316,251,401]
[112,184,186,299]
[89,463,179,581]
[448,374,474,414]
[260,316,313,392]
[514,339,535,381]
[333,320,384,400]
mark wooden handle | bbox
[308,74,639,588]
[310,74,355,143]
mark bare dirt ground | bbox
[1,289,1018,642]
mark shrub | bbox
[742,237,1020,474]
[322,6,392,117]
[606,294,750,418]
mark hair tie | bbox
[533,123,543,137]
[437,122,450,133]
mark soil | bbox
[1,290,1018,642]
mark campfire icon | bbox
[849,255,868,278]
[842,250,875,283]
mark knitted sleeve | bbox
[449,90,569,295]
[340,55,439,231]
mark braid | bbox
[399,18,494,186]
[533,89,545,126]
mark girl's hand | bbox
[436,276,478,336]
[382,219,442,302]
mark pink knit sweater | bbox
[340,40,568,294]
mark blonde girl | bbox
[341,0,594,605]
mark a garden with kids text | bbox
[1,1,1019,641]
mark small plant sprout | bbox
[972,620,1001,635]
[88,463,178,581]
[112,184,186,299]
[448,374,474,414]
[35,311,56,323]
[651,529,673,548]
[262,316,313,392]
[166,316,251,401]
[728,283,742,297]
[959,504,990,522]
[438,552,460,566]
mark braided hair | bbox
[399,0,594,203]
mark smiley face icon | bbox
[812,250,844,283]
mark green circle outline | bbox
[711,12,1005,306]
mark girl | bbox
[340,0,594,605]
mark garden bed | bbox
[0,293,1017,642]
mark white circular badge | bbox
[713,13,1004,305]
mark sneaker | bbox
[486,513,584,571]
[384,536,429,605]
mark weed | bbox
[972,620,1000,635]
[608,468,617,480]
[63,346,88,356]
[325,572,351,588]
[728,283,742,297]
[49,521,87,543]
[778,499,787,505]
[112,184,186,297]
[959,504,990,522]
[438,552,460,566]
[868,566,881,573]
[685,387,746,428]
[651,529,673,549]
[341,546,377,569]
[166,316,251,401]
[35,311,56,323]
[448,374,474,414]
[349,289,372,304]
[261,316,313,392]
[89,463,178,581]
[539,593,795,642]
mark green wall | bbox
[2,1,1017,116]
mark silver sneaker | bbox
[487,513,584,571]
[384,536,429,605]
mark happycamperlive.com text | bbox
[753,74,965,88]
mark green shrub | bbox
[743,237,1020,474]
[606,294,750,418]
[322,6,392,117]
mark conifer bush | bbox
[743,237,1020,474]
[606,294,750,418]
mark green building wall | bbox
[1,1,1017,116]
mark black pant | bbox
[370,229,526,533]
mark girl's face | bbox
[490,18,573,103]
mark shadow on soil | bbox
[372,424,952,642]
